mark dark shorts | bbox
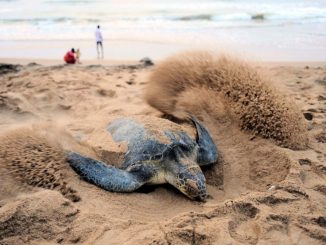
[97,41,102,46]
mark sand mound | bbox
[145,51,308,149]
[0,190,78,245]
[0,127,80,202]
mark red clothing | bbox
[64,51,76,64]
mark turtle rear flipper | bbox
[67,152,144,192]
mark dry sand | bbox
[0,55,325,245]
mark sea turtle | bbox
[67,116,218,201]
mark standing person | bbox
[75,48,81,64]
[95,25,104,59]
[64,48,76,64]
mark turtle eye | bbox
[128,163,143,172]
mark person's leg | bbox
[67,59,75,64]
[96,42,100,58]
[100,42,104,59]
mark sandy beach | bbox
[0,53,325,244]
[1,1,326,243]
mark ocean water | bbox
[0,0,325,60]
[0,0,325,41]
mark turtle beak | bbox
[186,178,207,201]
[177,168,207,201]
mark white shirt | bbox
[95,29,103,42]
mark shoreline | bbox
[1,57,326,67]
[0,39,187,62]
[1,38,326,62]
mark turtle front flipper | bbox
[67,152,144,192]
[190,116,218,166]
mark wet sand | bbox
[0,55,325,244]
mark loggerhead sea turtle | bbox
[67,116,218,201]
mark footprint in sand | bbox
[318,95,326,101]
[313,185,326,195]
[115,84,126,88]
[315,132,326,143]
[298,159,312,166]
[303,112,313,120]
[96,89,116,97]
[57,104,72,110]
[126,79,135,85]
[315,77,326,86]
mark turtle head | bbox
[166,162,207,201]
[164,144,207,201]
